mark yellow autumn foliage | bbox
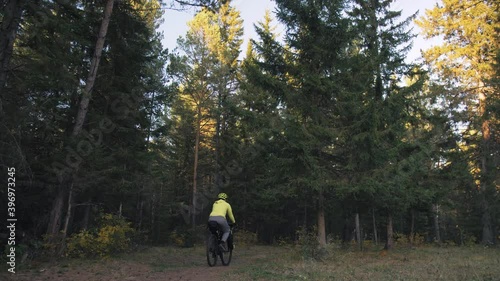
[66,213,135,258]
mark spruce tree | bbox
[347,0,426,249]
[245,0,353,246]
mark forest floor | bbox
[2,243,500,281]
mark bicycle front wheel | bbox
[206,234,217,267]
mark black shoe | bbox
[219,241,228,252]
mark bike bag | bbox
[207,221,219,234]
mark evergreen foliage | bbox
[0,0,498,256]
[416,0,500,245]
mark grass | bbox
[1,243,499,281]
[224,244,500,281]
[118,244,208,270]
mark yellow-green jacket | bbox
[209,199,235,224]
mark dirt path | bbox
[5,260,228,281]
[2,245,277,281]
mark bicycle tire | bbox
[219,245,232,266]
[206,234,217,267]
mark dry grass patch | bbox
[227,245,500,281]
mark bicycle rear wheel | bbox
[219,246,232,266]
[206,234,217,267]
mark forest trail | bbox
[3,245,500,281]
[3,245,278,281]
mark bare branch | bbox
[172,0,220,13]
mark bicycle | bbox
[206,221,234,266]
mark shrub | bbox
[66,213,135,258]
[66,230,97,258]
[412,233,425,246]
[169,229,187,247]
[42,233,65,256]
[294,227,327,260]
[392,232,426,247]
[168,225,207,248]
[393,232,408,245]
[235,229,257,247]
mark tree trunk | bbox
[479,92,494,244]
[372,208,378,245]
[478,89,494,244]
[0,0,26,99]
[82,202,91,230]
[355,212,362,250]
[432,204,441,243]
[50,0,114,247]
[384,213,393,250]
[410,208,415,246]
[46,186,66,237]
[146,91,156,143]
[481,196,494,244]
[303,203,307,229]
[72,0,114,137]
[61,181,74,237]
[192,106,201,228]
[317,192,326,247]
[45,0,114,248]
[137,199,144,230]
[58,181,74,255]
[214,92,222,195]
[156,183,163,243]
[151,193,155,236]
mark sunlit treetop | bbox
[416,0,500,86]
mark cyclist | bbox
[208,192,235,251]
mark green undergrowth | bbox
[225,244,500,281]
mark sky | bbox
[159,0,442,63]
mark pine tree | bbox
[416,0,500,244]
[1,0,167,246]
[214,2,243,191]
[169,1,243,227]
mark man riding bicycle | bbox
[208,192,235,252]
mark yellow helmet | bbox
[217,192,228,200]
